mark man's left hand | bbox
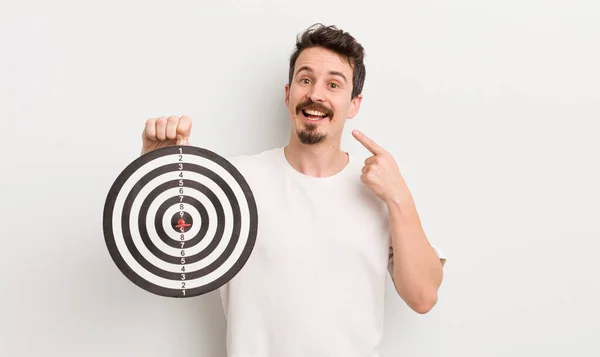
[352,130,413,206]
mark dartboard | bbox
[103,145,258,298]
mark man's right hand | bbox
[141,115,193,155]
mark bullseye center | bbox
[171,211,193,233]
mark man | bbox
[141,23,446,357]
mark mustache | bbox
[296,99,334,118]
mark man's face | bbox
[285,46,362,145]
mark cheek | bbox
[288,88,304,105]
[332,99,351,118]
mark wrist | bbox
[384,191,414,209]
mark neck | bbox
[284,132,348,178]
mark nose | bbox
[308,83,327,102]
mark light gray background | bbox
[1,0,599,356]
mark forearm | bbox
[387,198,443,314]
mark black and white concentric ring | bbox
[103,145,258,298]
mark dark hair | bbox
[288,23,366,99]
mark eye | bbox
[300,78,311,84]
[329,82,339,89]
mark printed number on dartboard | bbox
[179,146,186,297]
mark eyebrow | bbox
[295,66,348,83]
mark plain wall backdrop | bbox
[1,0,599,356]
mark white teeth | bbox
[305,109,326,117]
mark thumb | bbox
[176,136,189,146]
[176,115,192,140]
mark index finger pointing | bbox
[352,130,385,155]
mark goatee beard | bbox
[297,123,326,145]
[295,98,332,145]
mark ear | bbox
[285,83,290,107]
[347,94,363,119]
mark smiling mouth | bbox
[301,108,330,121]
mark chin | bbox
[298,132,327,145]
[296,123,327,145]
